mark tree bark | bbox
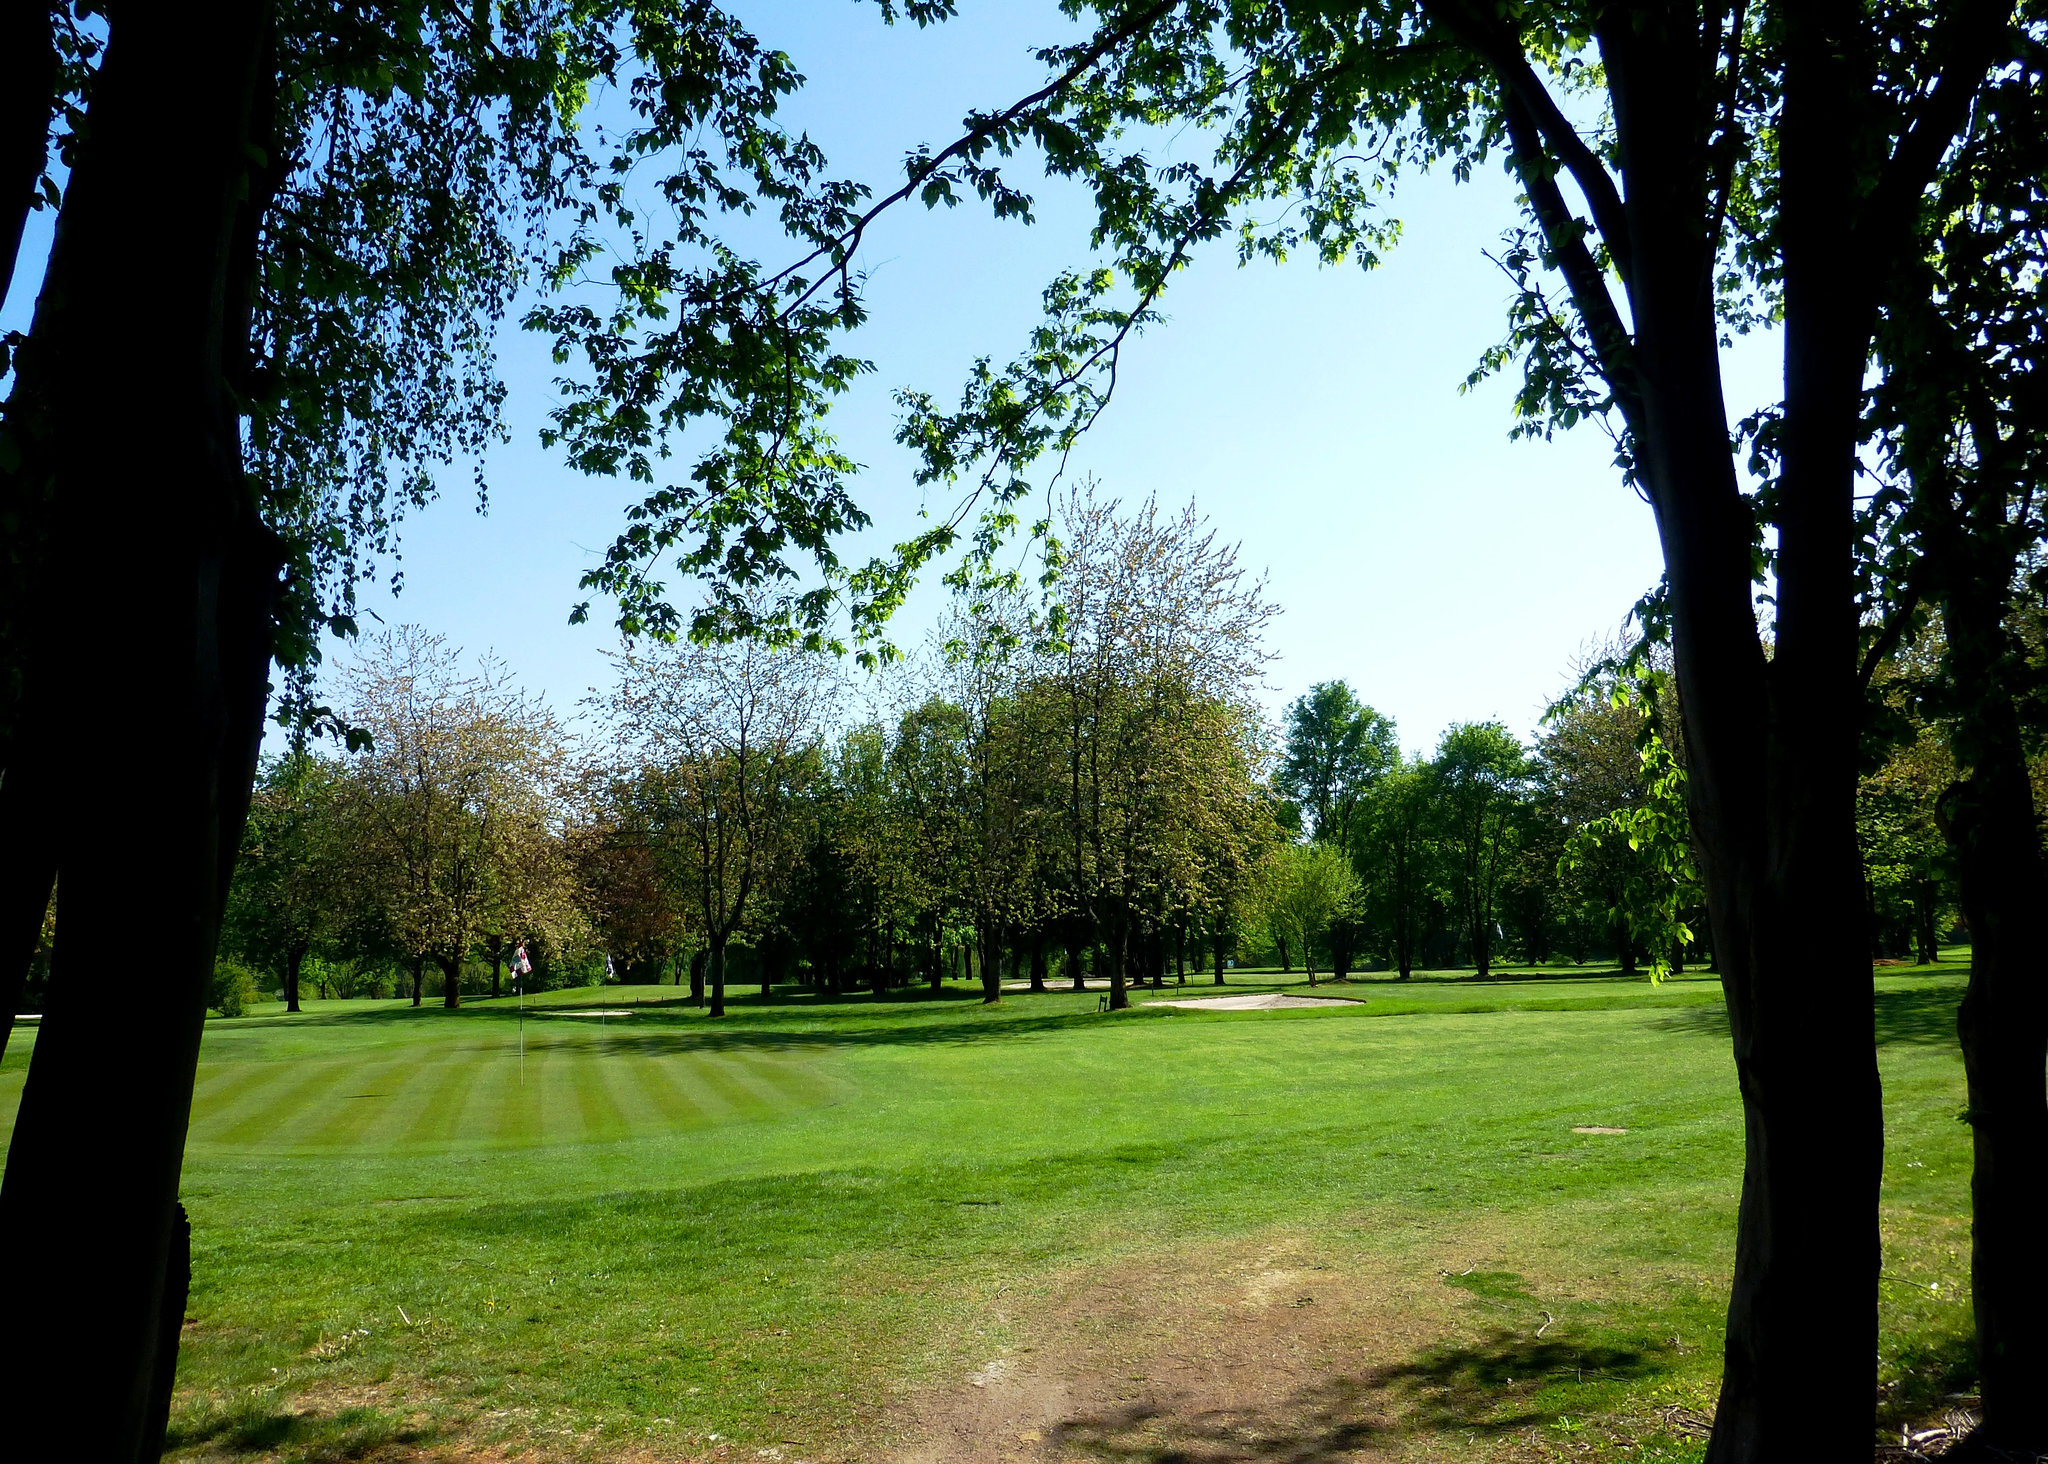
[410,955,425,1006]
[1069,931,1087,991]
[0,11,276,1461]
[709,939,726,1017]
[1936,554,2048,1452]
[979,923,1001,1004]
[1105,922,1129,1011]
[284,944,304,1013]
[1029,936,1047,993]
[438,953,462,1009]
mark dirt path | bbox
[886,1231,1570,1464]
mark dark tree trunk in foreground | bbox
[1411,0,2005,1449]
[409,955,425,1007]
[439,954,462,1009]
[1213,939,1225,984]
[1936,541,2048,1452]
[690,949,706,1004]
[284,945,304,1013]
[709,940,727,1017]
[1105,925,1129,1011]
[1069,933,1087,991]
[1029,937,1046,993]
[0,8,277,1460]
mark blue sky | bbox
[4,2,1782,756]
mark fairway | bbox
[183,1022,841,1153]
[0,966,1981,1463]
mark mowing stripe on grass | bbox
[641,1050,733,1127]
[398,1043,502,1148]
[289,1056,427,1149]
[569,1040,631,1140]
[202,1056,370,1148]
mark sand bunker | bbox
[1144,992,1362,1011]
[1571,1125,1629,1135]
[538,1009,637,1018]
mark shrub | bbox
[209,961,259,1018]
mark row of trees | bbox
[1256,660,1979,987]
[228,543,1990,1024]
[224,494,1281,1015]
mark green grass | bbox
[0,959,1981,1462]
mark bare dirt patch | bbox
[884,1230,1607,1464]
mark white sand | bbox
[1144,993,1363,1011]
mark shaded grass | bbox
[0,958,1983,1461]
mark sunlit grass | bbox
[0,956,1978,1461]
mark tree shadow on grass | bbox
[164,1402,431,1461]
[1049,1333,1672,1464]
[1654,981,1962,1049]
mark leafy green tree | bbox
[603,635,834,1018]
[1355,761,1438,980]
[1560,727,1699,982]
[223,750,346,1012]
[341,629,568,1009]
[1430,723,1530,979]
[1253,841,1360,984]
[1275,682,1398,850]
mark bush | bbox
[210,961,259,1018]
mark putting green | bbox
[179,1026,842,1154]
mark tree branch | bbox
[1423,0,1635,290]
[1857,0,2009,269]
[1498,93,1645,435]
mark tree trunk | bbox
[284,944,304,1013]
[1276,935,1290,972]
[0,9,277,1459]
[1213,936,1225,985]
[1070,932,1087,992]
[979,923,1001,1005]
[1029,937,1047,993]
[709,940,726,1018]
[1105,923,1129,1011]
[439,954,461,1009]
[1936,568,2048,1452]
[690,949,706,1005]
[410,955,425,1007]
[487,936,503,999]
[1912,881,1939,967]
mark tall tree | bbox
[223,749,346,1012]
[1275,681,1397,849]
[341,628,564,1008]
[1862,50,2048,1444]
[1431,722,1530,978]
[604,636,833,1018]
